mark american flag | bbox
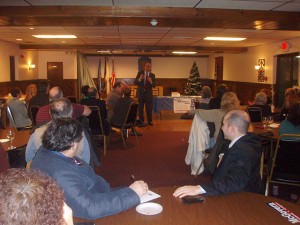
[111,58,115,89]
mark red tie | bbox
[144,73,147,90]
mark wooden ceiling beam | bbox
[19,44,247,53]
[0,6,299,30]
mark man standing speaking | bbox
[134,61,156,126]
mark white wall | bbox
[38,51,77,79]
[0,40,19,82]
[87,56,209,79]
[207,37,300,85]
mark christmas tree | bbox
[184,62,202,95]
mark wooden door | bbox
[214,56,224,96]
[47,62,63,89]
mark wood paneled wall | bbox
[1,78,271,106]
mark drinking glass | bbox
[267,115,274,130]
[262,117,267,128]
[6,130,16,150]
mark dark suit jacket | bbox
[202,132,262,195]
[209,96,222,109]
[134,71,156,98]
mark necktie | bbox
[144,72,147,90]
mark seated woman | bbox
[0,169,73,225]
[197,86,212,109]
[248,92,271,117]
[193,92,240,142]
[279,101,300,136]
[24,84,37,108]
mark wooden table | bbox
[74,187,300,225]
[249,122,280,140]
[0,127,30,151]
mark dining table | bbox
[74,186,300,225]
[0,127,31,151]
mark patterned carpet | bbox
[95,130,211,188]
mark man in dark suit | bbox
[209,83,228,109]
[134,61,156,126]
[173,110,262,197]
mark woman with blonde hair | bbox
[195,92,240,141]
[24,84,37,108]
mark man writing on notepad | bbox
[174,110,262,197]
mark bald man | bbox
[174,110,262,197]
[36,86,91,125]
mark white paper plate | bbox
[0,139,9,143]
[136,202,163,215]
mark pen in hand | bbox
[131,174,136,182]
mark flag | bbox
[97,59,101,92]
[111,58,116,89]
[102,57,108,94]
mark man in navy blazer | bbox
[174,110,262,197]
[134,61,156,126]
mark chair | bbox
[6,105,32,131]
[87,106,109,156]
[29,105,40,126]
[246,107,262,122]
[265,134,300,196]
[110,103,139,149]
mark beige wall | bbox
[86,56,209,79]
[0,40,19,82]
[38,51,77,79]
[207,37,300,85]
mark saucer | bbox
[136,202,163,215]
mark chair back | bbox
[87,106,104,136]
[6,105,17,129]
[270,134,300,183]
[246,107,262,122]
[29,105,40,126]
[124,103,138,127]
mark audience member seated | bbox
[248,92,271,117]
[209,83,228,109]
[197,86,212,109]
[80,84,90,101]
[261,88,272,105]
[279,87,300,121]
[0,144,10,173]
[7,87,32,128]
[173,110,262,197]
[0,169,73,225]
[24,83,37,108]
[193,92,240,142]
[28,80,50,110]
[26,97,90,165]
[31,117,148,220]
[279,101,300,136]
[111,87,142,136]
[106,82,124,121]
[36,86,91,125]
[80,87,110,135]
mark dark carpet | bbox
[96,130,211,188]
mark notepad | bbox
[140,190,161,203]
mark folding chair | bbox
[110,103,139,149]
[246,107,262,122]
[29,105,40,126]
[6,105,32,131]
[87,106,109,156]
[265,134,300,196]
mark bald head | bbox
[224,110,250,134]
[49,87,63,101]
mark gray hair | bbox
[201,86,212,99]
[255,92,267,105]
[49,98,73,119]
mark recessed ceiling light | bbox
[97,50,111,53]
[29,27,35,30]
[16,38,22,41]
[172,51,197,55]
[61,41,66,43]
[204,37,246,41]
[32,35,77,39]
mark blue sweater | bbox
[31,148,140,220]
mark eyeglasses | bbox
[72,158,83,166]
